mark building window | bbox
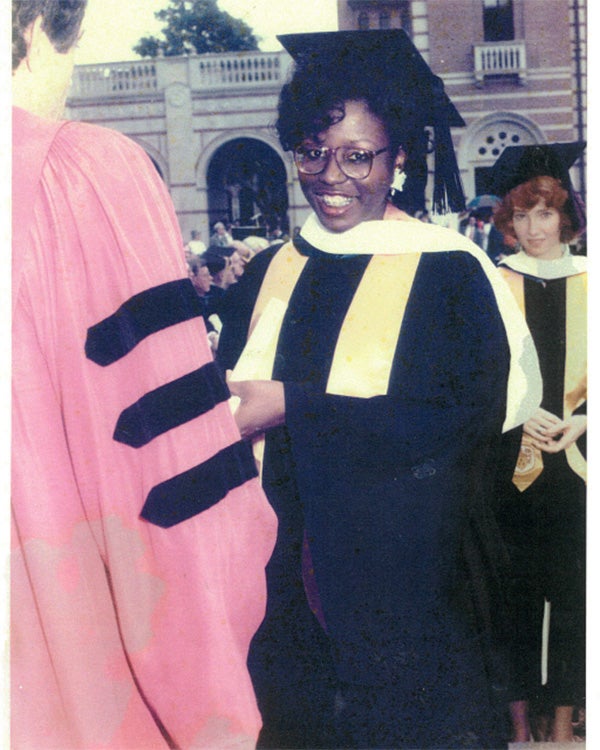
[483,0,514,41]
[358,11,370,30]
[379,11,390,29]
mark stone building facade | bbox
[338,0,586,207]
[66,0,586,240]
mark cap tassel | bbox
[432,80,466,214]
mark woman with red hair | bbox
[491,143,587,743]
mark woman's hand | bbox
[227,376,286,439]
[523,408,587,453]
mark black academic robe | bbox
[218,219,532,749]
[495,258,586,710]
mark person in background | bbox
[11,1,276,746]
[200,247,240,340]
[460,212,474,234]
[188,256,219,352]
[486,215,513,265]
[185,228,207,259]
[237,241,258,264]
[268,226,290,243]
[490,142,587,744]
[241,235,268,255]
[210,220,234,247]
[188,255,213,300]
[477,217,488,248]
[460,213,485,248]
[228,241,250,279]
[217,29,541,750]
[203,246,238,294]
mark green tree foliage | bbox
[134,0,259,58]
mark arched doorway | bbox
[207,138,289,234]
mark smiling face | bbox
[512,199,563,260]
[297,100,401,233]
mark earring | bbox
[390,168,406,195]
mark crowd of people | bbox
[12,1,586,748]
[459,212,513,264]
[184,225,277,352]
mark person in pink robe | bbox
[11,2,277,747]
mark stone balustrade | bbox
[473,40,527,85]
[70,62,159,98]
[194,51,286,89]
[69,51,290,100]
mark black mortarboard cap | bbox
[489,141,586,232]
[207,245,235,258]
[278,31,464,127]
[201,249,227,275]
[277,30,466,214]
[489,142,586,197]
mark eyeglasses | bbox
[293,145,389,180]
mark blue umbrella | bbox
[466,194,501,209]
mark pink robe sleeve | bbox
[11,108,277,749]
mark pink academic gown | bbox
[11,106,277,749]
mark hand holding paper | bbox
[227,298,288,471]
[228,378,285,440]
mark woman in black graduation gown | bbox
[491,143,587,743]
[218,30,541,749]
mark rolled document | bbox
[228,296,287,414]
[228,297,288,476]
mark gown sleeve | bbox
[12,114,276,749]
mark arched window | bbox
[460,114,543,199]
[358,11,369,30]
[474,126,530,193]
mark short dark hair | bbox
[189,256,211,276]
[276,55,428,213]
[276,55,420,160]
[13,0,87,70]
[201,251,227,276]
